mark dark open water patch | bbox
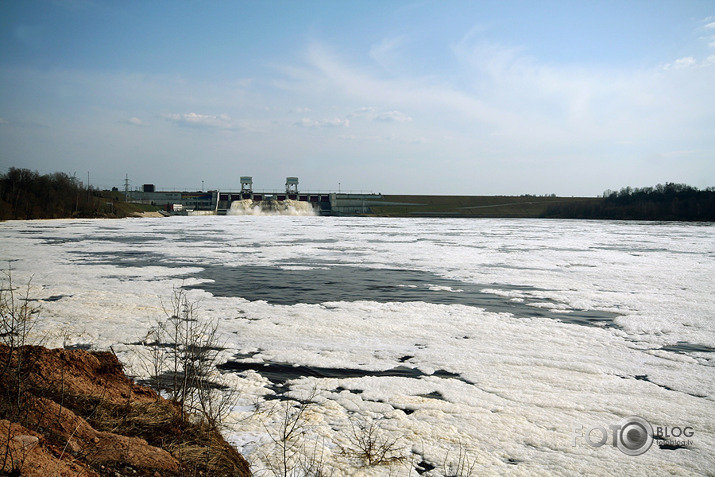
[68,249,171,266]
[42,294,71,302]
[64,343,93,350]
[417,391,446,401]
[619,374,707,399]
[217,360,473,396]
[135,371,230,392]
[634,374,673,391]
[28,294,72,303]
[186,264,619,327]
[415,459,435,475]
[659,342,715,366]
[661,342,715,354]
[68,248,619,327]
[335,386,363,395]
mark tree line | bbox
[0,167,119,220]
[2,167,713,221]
[542,183,715,221]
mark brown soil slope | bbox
[0,344,251,477]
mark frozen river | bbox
[1,216,713,476]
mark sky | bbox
[1,1,714,195]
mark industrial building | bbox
[128,177,382,215]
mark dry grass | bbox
[0,346,251,477]
[82,396,251,476]
[1,272,249,476]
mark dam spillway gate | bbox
[217,192,332,215]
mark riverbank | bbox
[372,194,595,217]
[371,186,715,221]
[0,344,251,477]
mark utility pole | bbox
[72,172,78,213]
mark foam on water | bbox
[227,199,317,216]
[1,217,713,476]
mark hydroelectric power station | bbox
[128,177,383,216]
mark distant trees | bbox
[2,168,712,222]
[543,183,715,221]
[0,168,112,220]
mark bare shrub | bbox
[295,436,333,477]
[140,286,235,428]
[343,415,405,466]
[0,266,40,474]
[443,442,477,477]
[0,267,38,350]
[256,385,336,477]
[261,397,313,477]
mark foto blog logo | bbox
[573,416,653,456]
[573,415,694,456]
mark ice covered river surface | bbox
[1,216,714,476]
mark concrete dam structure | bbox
[217,177,330,215]
[130,176,383,216]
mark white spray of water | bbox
[227,199,317,216]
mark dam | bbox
[129,176,384,216]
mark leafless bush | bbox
[256,386,336,477]
[343,415,405,466]
[0,267,38,351]
[295,436,333,477]
[140,286,235,428]
[443,442,477,477]
[0,266,40,473]
[261,397,314,477]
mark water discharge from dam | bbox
[227,199,317,216]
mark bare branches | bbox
[0,267,39,350]
[260,389,317,477]
[443,442,477,477]
[342,415,405,466]
[0,266,41,474]
[140,286,235,428]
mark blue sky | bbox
[1,0,713,195]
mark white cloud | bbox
[350,107,412,123]
[373,110,412,122]
[163,112,233,129]
[294,118,317,127]
[294,117,349,128]
[3,25,713,195]
[354,106,376,115]
[664,55,715,70]
[699,19,715,49]
[295,43,507,130]
[665,56,697,70]
[281,36,715,184]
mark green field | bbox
[369,195,600,218]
